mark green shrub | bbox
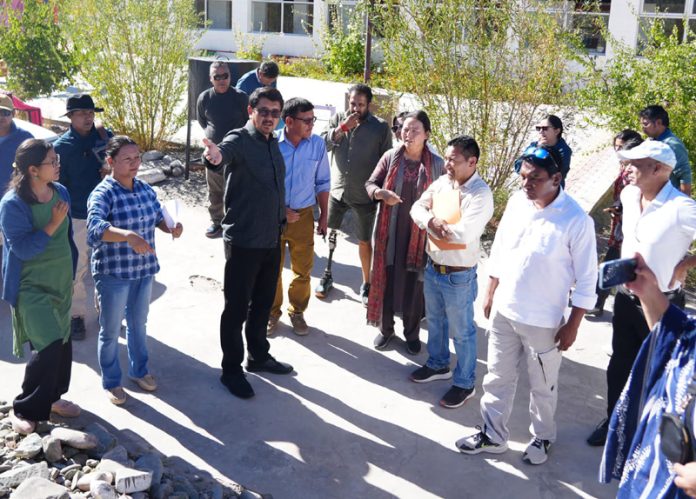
[0,0,76,99]
[320,7,365,77]
[62,0,204,150]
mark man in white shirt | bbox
[410,136,494,409]
[587,140,696,447]
[457,145,597,465]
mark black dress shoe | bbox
[246,356,294,375]
[373,333,393,350]
[587,418,609,446]
[406,339,422,355]
[220,373,254,399]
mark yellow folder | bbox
[428,188,468,251]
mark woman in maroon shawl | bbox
[365,111,444,354]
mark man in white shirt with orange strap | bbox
[410,135,494,409]
[457,145,597,465]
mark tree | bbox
[62,0,203,150]
[0,0,76,99]
[577,18,696,170]
[373,0,581,195]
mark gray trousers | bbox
[480,311,563,444]
[206,167,225,225]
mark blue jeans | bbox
[95,274,153,389]
[424,262,478,389]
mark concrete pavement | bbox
[0,194,621,498]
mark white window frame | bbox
[251,0,315,35]
[639,0,696,44]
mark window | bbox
[639,0,696,45]
[195,0,232,30]
[540,1,611,54]
[327,0,357,33]
[252,0,314,35]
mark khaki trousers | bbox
[272,207,314,317]
[480,311,563,444]
[206,167,225,225]
[71,218,92,318]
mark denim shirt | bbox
[216,122,286,248]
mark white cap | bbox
[616,140,676,169]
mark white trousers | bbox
[480,311,563,444]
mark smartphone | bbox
[598,257,638,290]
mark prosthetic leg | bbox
[315,230,337,298]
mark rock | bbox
[86,459,99,468]
[172,477,198,499]
[135,453,162,488]
[10,476,69,499]
[51,429,98,450]
[162,155,174,164]
[96,459,125,475]
[142,151,164,162]
[60,464,82,477]
[70,470,83,490]
[171,166,184,177]
[83,423,117,459]
[115,468,152,494]
[0,405,11,415]
[0,485,9,498]
[72,453,88,466]
[102,445,129,465]
[76,471,113,491]
[137,167,167,185]
[90,480,118,499]
[161,164,173,176]
[14,432,43,459]
[43,436,63,463]
[63,447,79,459]
[0,461,49,487]
[169,159,183,169]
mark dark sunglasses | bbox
[536,125,554,131]
[293,116,317,125]
[0,109,12,117]
[213,73,230,81]
[522,146,560,172]
[256,108,282,118]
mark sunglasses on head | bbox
[522,146,560,172]
[213,73,230,81]
[0,109,12,117]
[256,108,282,118]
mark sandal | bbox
[51,399,81,418]
[10,411,36,435]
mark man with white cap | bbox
[587,139,696,446]
[54,94,112,341]
[0,94,33,193]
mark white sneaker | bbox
[522,437,551,465]
[456,426,508,455]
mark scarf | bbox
[367,145,433,326]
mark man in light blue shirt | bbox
[269,97,330,336]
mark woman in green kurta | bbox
[0,139,80,434]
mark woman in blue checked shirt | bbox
[87,136,183,405]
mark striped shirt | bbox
[87,176,163,280]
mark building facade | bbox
[194,0,696,61]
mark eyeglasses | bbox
[292,116,317,125]
[0,109,12,117]
[255,108,282,118]
[521,146,560,172]
[535,125,554,132]
[40,154,60,167]
[213,73,230,81]
[391,124,402,133]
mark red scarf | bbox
[367,146,433,326]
